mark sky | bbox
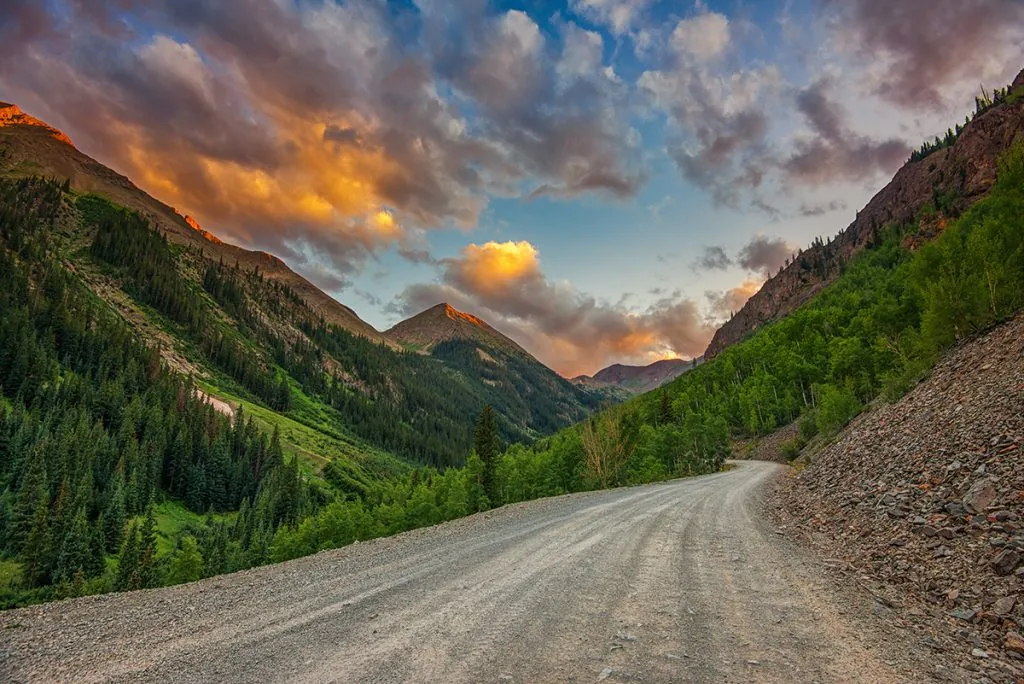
[2,0,1022,377]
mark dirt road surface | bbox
[1,461,929,683]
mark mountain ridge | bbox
[0,101,392,347]
[574,357,701,394]
[704,68,1024,359]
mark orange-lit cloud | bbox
[393,240,716,376]
[0,0,643,286]
[705,278,762,321]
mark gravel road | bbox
[1,461,926,683]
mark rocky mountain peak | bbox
[173,210,224,245]
[437,302,486,327]
[0,102,75,146]
[1013,68,1024,91]
[387,302,530,358]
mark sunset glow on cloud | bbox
[2,0,1021,374]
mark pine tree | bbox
[20,484,52,588]
[116,520,140,591]
[103,475,127,553]
[658,391,674,426]
[10,452,46,553]
[55,505,89,584]
[137,506,158,588]
[168,535,204,584]
[472,406,500,505]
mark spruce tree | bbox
[55,505,89,584]
[20,485,52,588]
[472,406,500,506]
[137,506,158,588]
[116,520,140,591]
[168,536,204,584]
[658,391,674,426]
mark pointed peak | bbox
[0,102,75,147]
[436,302,485,327]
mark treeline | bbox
[268,398,725,562]
[0,178,640,607]
[0,179,307,605]
[909,79,1022,163]
[625,140,1024,462]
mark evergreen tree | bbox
[20,484,52,588]
[137,506,158,588]
[658,391,674,426]
[472,406,500,505]
[55,505,90,583]
[168,535,204,584]
[116,520,140,591]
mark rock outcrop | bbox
[771,313,1024,682]
[705,68,1024,359]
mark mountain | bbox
[0,103,607,471]
[0,101,390,346]
[386,302,529,357]
[704,68,1024,359]
[575,358,701,395]
[387,302,608,434]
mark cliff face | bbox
[705,71,1024,359]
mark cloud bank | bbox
[391,240,716,377]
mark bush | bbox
[815,385,862,436]
[780,438,804,462]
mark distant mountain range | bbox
[573,357,703,395]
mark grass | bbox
[0,558,22,589]
[197,379,409,481]
[151,501,234,556]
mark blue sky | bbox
[2,0,1022,374]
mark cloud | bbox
[0,0,644,285]
[824,0,1024,111]
[781,79,909,185]
[570,0,652,36]
[638,19,784,208]
[705,279,762,320]
[799,199,848,217]
[670,11,730,59]
[692,246,733,272]
[737,235,796,277]
[391,240,714,376]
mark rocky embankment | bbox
[771,314,1024,682]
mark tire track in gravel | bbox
[1,462,932,683]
